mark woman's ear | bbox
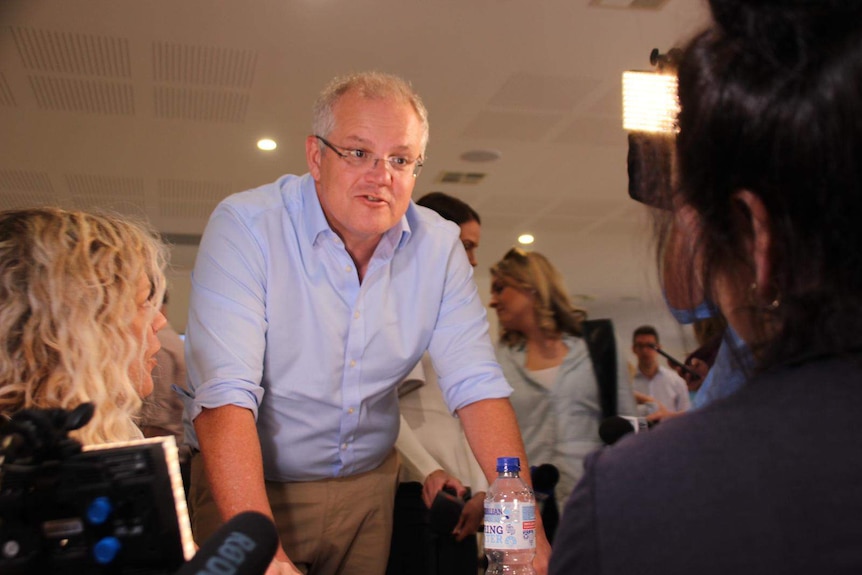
[733,190,773,296]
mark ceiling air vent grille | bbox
[153,43,258,89]
[0,191,59,210]
[0,73,17,106]
[0,169,54,192]
[435,171,487,185]
[158,179,232,218]
[153,86,248,122]
[11,27,131,77]
[66,174,145,213]
[0,169,56,209]
[162,233,202,246]
[29,76,134,115]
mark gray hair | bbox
[312,71,429,153]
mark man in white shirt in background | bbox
[631,325,691,414]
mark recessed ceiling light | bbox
[257,138,277,151]
[460,149,502,163]
[518,234,534,245]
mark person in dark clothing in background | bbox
[550,1,862,574]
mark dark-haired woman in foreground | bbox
[549,1,862,573]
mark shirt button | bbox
[354,311,360,319]
[341,443,348,450]
[348,407,355,414]
[345,265,352,273]
[350,360,356,367]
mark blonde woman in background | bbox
[0,207,168,445]
[489,248,637,519]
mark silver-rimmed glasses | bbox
[316,135,424,178]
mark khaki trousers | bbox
[189,449,399,575]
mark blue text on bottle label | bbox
[483,502,536,550]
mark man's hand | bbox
[684,357,710,391]
[533,527,551,575]
[634,392,677,423]
[265,558,303,575]
[452,491,484,542]
[422,469,466,508]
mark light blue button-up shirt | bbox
[181,173,511,482]
[693,326,752,409]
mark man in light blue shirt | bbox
[181,72,549,575]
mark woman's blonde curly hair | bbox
[490,248,586,347]
[0,208,167,445]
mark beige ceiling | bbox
[0,0,710,353]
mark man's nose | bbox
[364,158,393,183]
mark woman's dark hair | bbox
[672,0,862,367]
[416,192,481,226]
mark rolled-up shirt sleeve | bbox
[427,234,512,413]
[182,202,268,427]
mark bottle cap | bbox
[496,457,520,473]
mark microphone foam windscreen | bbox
[599,416,636,446]
[175,511,278,575]
[531,464,560,492]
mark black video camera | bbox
[0,404,191,574]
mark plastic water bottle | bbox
[484,457,536,574]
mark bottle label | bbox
[483,501,536,550]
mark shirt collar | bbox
[299,176,413,252]
[298,176,332,246]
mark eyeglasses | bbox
[633,342,657,350]
[315,135,424,178]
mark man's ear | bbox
[306,135,322,180]
[733,190,773,295]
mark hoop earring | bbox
[750,283,780,311]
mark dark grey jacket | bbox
[550,356,862,575]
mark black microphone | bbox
[175,511,279,575]
[599,416,653,446]
[530,463,559,494]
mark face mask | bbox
[663,290,716,325]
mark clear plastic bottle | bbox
[484,456,536,574]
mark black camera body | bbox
[0,405,189,574]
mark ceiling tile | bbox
[153,86,249,122]
[153,42,257,88]
[554,115,626,147]
[11,27,131,77]
[0,73,17,106]
[462,110,563,141]
[29,76,135,115]
[158,179,232,218]
[488,72,601,113]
